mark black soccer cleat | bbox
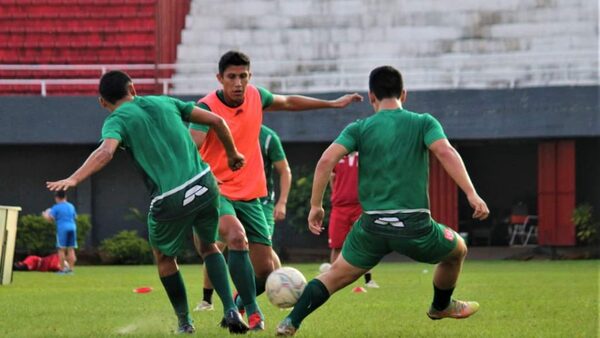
[219,308,249,334]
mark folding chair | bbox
[509,215,538,246]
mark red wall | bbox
[538,140,576,246]
[429,154,458,230]
[156,0,191,77]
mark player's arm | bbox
[273,159,292,221]
[429,139,489,220]
[308,143,348,235]
[46,139,119,191]
[188,106,244,171]
[42,209,54,222]
[265,93,363,112]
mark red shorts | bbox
[328,204,362,249]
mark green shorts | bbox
[260,199,276,236]
[341,216,459,270]
[147,172,220,257]
[219,196,271,246]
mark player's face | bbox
[217,65,251,106]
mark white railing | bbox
[0,51,597,96]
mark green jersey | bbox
[101,95,208,197]
[334,108,446,213]
[259,125,286,203]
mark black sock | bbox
[364,272,372,284]
[203,287,214,304]
[432,284,454,311]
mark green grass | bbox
[0,261,598,337]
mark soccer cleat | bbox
[233,292,246,317]
[248,312,265,331]
[219,308,249,334]
[365,280,380,288]
[176,323,196,334]
[193,300,214,312]
[427,299,480,320]
[276,317,297,336]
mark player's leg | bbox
[152,248,195,333]
[66,248,76,272]
[428,229,477,319]
[65,229,76,272]
[217,197,263,326]
[277,219,387,336]
[195,237,249,333]
[233,199,273,330]
[56,227,67,272]
[192,234,225,311]
[56,248,66,272]
[147,212,199,334]
[394,220,478,319]
[262,201,282,270]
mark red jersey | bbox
[330,153,360,207]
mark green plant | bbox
[286,166,331,233]
[572,204,599,245]
[16,214,93,255]
[99,230,152,264]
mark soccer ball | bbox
[319,262,331,273]
[265,267,307,308]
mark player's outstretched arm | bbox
[46,139,119,191]
[309,143,349,235]
[429,139,489,220]
[273,159,292,221]
[188,106,245,171]
[266,93,363,112]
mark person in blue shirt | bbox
[43,190,77,274]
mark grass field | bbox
[0,260,598,337]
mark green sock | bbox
[159,271,191,325]
[228,250,261,316]
[288,279,330,328]
[235,276,267,309]
[204,253,236,314]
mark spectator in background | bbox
[42,191,77,274]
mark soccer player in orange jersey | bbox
[190,51,362,330]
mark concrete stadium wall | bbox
[0,86,597,248]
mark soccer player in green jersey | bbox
[46,71,250,334]
[276,66,490,336]
[258,124,292,261]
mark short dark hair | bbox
[218,51,251,74]
[368,66,404,101]
[99,70,132,104]
[55,190,66,199]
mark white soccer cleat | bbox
[193,300,214,312]
[365,280,380,288]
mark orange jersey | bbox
[198,85,267,200]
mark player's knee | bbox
[227,232,248,250]
[198,242,220,257]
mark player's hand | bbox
[331,93,363,108]
[227,152,245,171]
[468,193,490,220]
[308,206,325,235]
[46,178,78,191]
[274,201,287,221]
